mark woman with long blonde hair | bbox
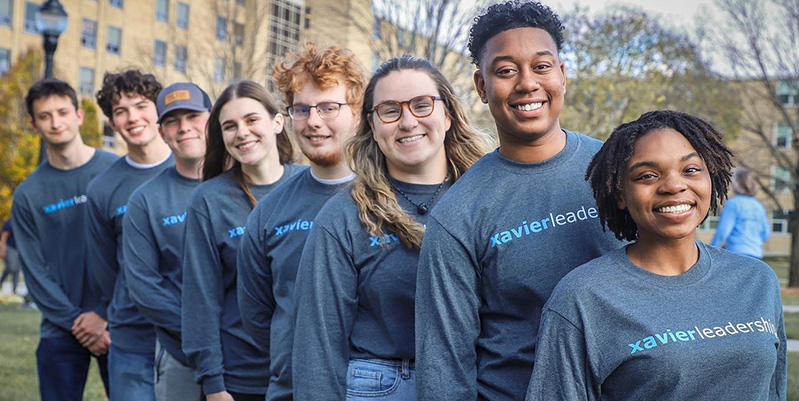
[292,55,489,400]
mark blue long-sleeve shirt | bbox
[526,242,786,400]
[415,131,623,401]
[710,195,770,258]
[11,149,118,338]
[237,169,351,401]
[86,154,174,353]
[293,178,452,400]
[123,166,200,365]
[182,165,304,395]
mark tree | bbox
[0,49,43,220]
[560,6,741,140]
[707,0,799,286]
[80,99,103,148]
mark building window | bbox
[216,17,227,40]
[214,57,225,82]
[81,19,98,49]
[237,0,245,5]
[233,61,242,80]
[79,67,95,95]
[0,0,12,27]
[24,2,38,33]
[102,122,117,149]
[175,45,187,72]
[778,80,798,107]
[177,2,189,29]
[154,40,167,67]
[775,122,793,149]
[0,48,9,76]
[304,6,310,29]
[266,0,302,88]
[106,26,122,55]
[109,0,123,8]
[772,165,792,193]
[234,22,244,46]
[373,18,381,39]
[697,215,720,232]
[156,0,169,22]
[772,210,794,233]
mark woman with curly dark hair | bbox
[527,110,786,400]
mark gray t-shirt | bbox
[526,242,786,400]
[416,131,623,400]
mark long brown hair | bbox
[203,80,295,207]
[348,55,490,249]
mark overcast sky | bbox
[548,0,717,33]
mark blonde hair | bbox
[348,55,490,249]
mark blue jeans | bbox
[36,335,109,401]
[346,359,416,400]
[108,344,155,401]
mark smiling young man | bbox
[12,78,118,401]
[123,82,212,401]
[415,2,623,400]
[87,70,174,401]
[236,43,365,401]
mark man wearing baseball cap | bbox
[123,82,211,401]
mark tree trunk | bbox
[790,193,799,287]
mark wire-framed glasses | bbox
[371,95,443,123]
[286,102,351,120]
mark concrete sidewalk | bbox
[784,305,799,313]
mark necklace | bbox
[390,172,450,215]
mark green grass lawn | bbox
[0,304,106,401]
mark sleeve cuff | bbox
[202,374,226,395]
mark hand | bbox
[205,391,235,401]
[72,312,107,347]
[87,331,110,356]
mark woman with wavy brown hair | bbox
[291,55,489,400]
[181,81,303,401]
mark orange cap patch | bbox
[165,90,191,105]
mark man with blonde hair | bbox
[237,42,366,401]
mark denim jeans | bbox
[36,335,109,401]
[346,359,416,400]
[109,344,156,401]
[154,340,202,401]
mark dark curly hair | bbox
[96,70,162,119]
[585,110,734,242]
[468,0,565,67]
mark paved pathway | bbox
[784,305,799,313]
[789,340,799,352]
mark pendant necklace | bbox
[391,172,450,215]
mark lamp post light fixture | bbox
[35,0,69,164]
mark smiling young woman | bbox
[526,110,786,400]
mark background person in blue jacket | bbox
[527,110,786,400]
[237,43,366,401]
[181,81,303,401]
[88,70,174,401]
[710,167,771,258]
[292,55,488,401]
[12,78,117,401]
[414,2,623,400]
[123,82,212,401]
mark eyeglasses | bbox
[371,95,443,123]
[286,102,351,120]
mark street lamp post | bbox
[35,0,68,165]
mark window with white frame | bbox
[214,57,225,82]
[266,0,301,88]
[697,214,720,231]
[156,0,169,22]
[154,40,166,67]
[772,165,792,193]
[81,19,98,49]
[775,122,793,149]
[772,210,794,233]
[778,80,798,107]
[79,67,95,95]
[0,0,12,27]
[24,2,38,33]
[217,17,227,40]
[106,26,122,55]
[175,45,187,72]
[177,2,189,29]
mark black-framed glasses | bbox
[286,102,351,120]
[371,95,443,123]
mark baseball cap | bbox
[156,82,212,123]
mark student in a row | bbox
[181,80,304,401]
[237,43,366,401]
[527,110,786,400]
[415,2,623,399]
[123,82,213,401]
[88,70,174,401]
[13,78,117,400]
[292,55,489,399]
